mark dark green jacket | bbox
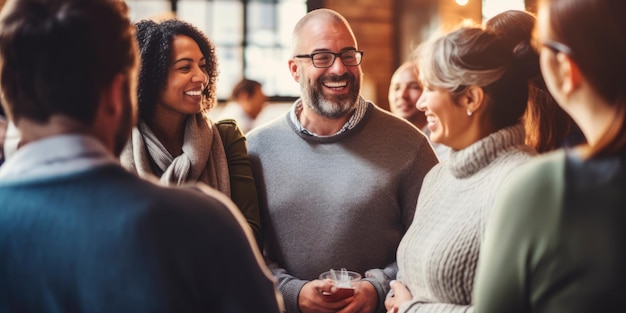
[216,119,262,246]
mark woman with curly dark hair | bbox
[121,19,262,246]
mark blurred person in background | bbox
[388,61,451,160]
[216,78,268,134]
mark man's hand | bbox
[336,280,378,313]
[299,279,353,313]
[384,280,412,313]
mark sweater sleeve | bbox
[399,302,473,313]
[216,119,263,247]
[267,260,308,313]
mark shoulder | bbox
[364,104,435,155]
[99,166,235,218]
[511,150,565,188]
[246,114,290,146]
[215,119,243,136]
[371,104,428,138]
[494,150,566,219]
[491,145,537,176]
[136,179,249,238]
[214,118,245,146]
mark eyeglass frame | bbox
[293,50,364,68]
[535,39,574,57]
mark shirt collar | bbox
[0,134,118,180]
[289,96,368,137]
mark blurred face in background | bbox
[388,63,424,124]
[247,85,267,118]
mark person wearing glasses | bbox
[246,8,438,313]
[474,0,626,312]
[384,25,536,313]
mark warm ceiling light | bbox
[456,0,469,5]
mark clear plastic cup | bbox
[319,268,361,301]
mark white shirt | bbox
[0,134,117,180]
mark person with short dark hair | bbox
[0,0,282,311]
[216,78,268,133]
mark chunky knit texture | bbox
[396,124,535,313]
[247,100,439,313]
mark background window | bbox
[482,0,526,21]
[127,0,307,102]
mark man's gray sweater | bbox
[247,100,439,313]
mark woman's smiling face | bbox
[417,84,471,149]
[156,35,208,118]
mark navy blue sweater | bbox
[0,165,281,313]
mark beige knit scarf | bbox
[120,113,231,197]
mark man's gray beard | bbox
[300,75,360,119]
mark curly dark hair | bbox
[134,19,218,122]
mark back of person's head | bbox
[135,19,218,122]
[0,0,137,125]
[540,0,626,156]
[485,10,535,51]
[486,10,575,153]
[418,26,537,131]
[230,78,262,101]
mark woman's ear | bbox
[462,86,485,116]
[557,53,582,96]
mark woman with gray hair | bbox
[385,25,537,313]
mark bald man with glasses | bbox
[247,8,438,313]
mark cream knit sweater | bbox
[396,124,535,313]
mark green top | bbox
[474,148,626,313]
[216,119,262,246]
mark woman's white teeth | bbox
[324,81,347,88]
[185,90,202,96]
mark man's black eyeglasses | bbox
[294,50,364,68]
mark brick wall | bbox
[322,0,481,111]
